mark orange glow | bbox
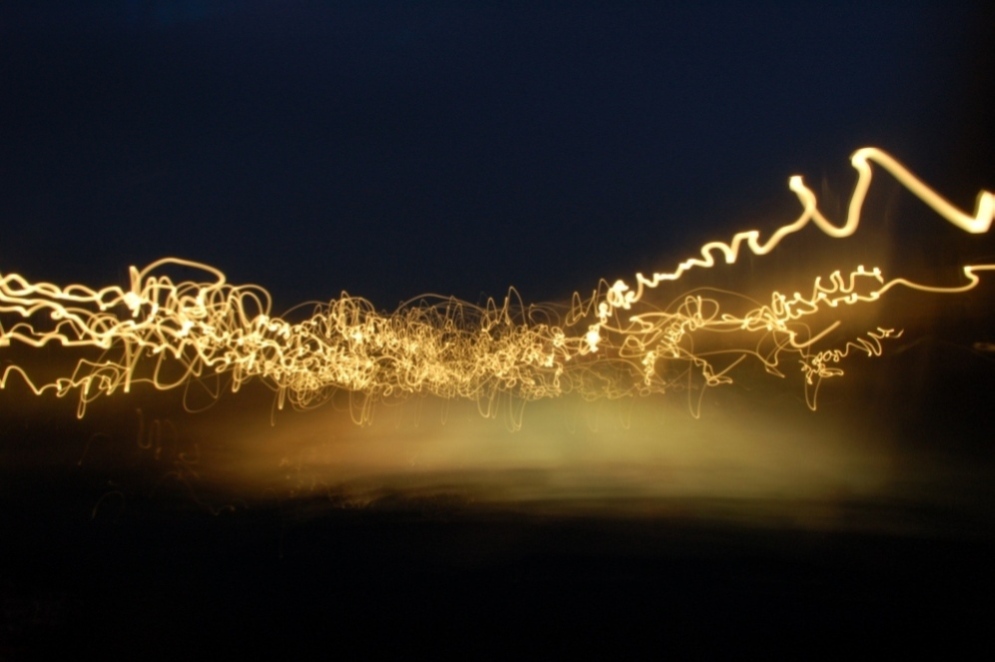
[1,148,992,424]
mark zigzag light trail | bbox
[1,148,993,425]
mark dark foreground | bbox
[3,339,995,658]
[2,485,993,658]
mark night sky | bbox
[3,1,992,310]
[2,1,995,656]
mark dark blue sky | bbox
[2,1,992,310]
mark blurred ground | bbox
[2,313,994,656]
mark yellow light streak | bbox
[1,148,992,424]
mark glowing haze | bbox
[1,148,993,425]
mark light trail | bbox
[1,148,992,425]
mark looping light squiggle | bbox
[1,148,992,424]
